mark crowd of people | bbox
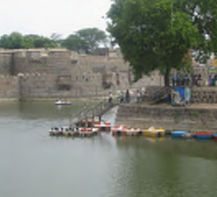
[107,72,217,105]
[171,73,217,87]
[208,74,217,86]
[171,73,191,86]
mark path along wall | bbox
[116,86,217,132]
[115,103,217,133]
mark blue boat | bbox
[171,131,189,138]
[194,132,213,139]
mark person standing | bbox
[120,91,124,103]
[136,89,140,102]
[125,89,130,103]
[209,75,212,86]
[108,92,113,103]
[185,74,190,86]
[177,73,181,86]
[172,74,176,86]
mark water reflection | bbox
[0,102,217,197]
[114,136,217,160]
[195,138,213,142]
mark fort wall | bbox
[0,48,213,100]
[0,49,151,99]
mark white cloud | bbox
[0,0,112,38]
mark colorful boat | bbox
[49,126,77,136]
[93,121,111,131]
[194,132,213,139]
[49,126,99,137]
[78,128,99,136]
[182,132,194,139]
[112,125,128,135]
[125,127,141,136]
[214,134,217,139]
[112,126,141,136]
[142,126,165,137]
[171,131,189,138]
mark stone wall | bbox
[191,87,217,103]
[143,86,217,104]
[0,52,12,75]
[115,103,217,132]
[0,48,163,99]
[0,75,19,98]
[6,49,213,99]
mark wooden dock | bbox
[49,127,99,137]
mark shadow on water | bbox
[113,136,217,161]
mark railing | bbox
[69,96,120,126]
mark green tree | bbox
[0,32,24,49]
[0,33,58,49]
[62,34,86,53]
[175,0,217,62]
[76,28,107,54]
[107,0,210,86]
[24,35,57,48]
[22,36,34,48]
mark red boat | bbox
[194,132,213,139]
[93,121,111,131]
[112,126,128,135]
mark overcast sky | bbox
[0,0,112,38]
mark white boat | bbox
[112,126,141,136]
[55,100,71,105]
[49,126,76,136]
[93,121,111,130]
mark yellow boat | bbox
[142,126,165,137]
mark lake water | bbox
[0,101,217,197]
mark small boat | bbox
[171,131,189,138]
[182,132,194,139]
[55,99,71,105]
[78,127,99,137]
[194,132,213,139]
[142,126,165,137]
[112,125,128,135]
[125,127,141,136]
[79,127,99,133]
[49,126,77,136]
[49,126,98,137]
[214,134,217,139]
[93,121,111,131]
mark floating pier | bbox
[49,126,99,137]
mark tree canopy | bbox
[76,28,107,54]
[0,28,108,54]
[62,34,86,53]
[0,32,58,49]
[62,28,108,54]
[107,0,217,85]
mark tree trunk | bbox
[164,68,170,86]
